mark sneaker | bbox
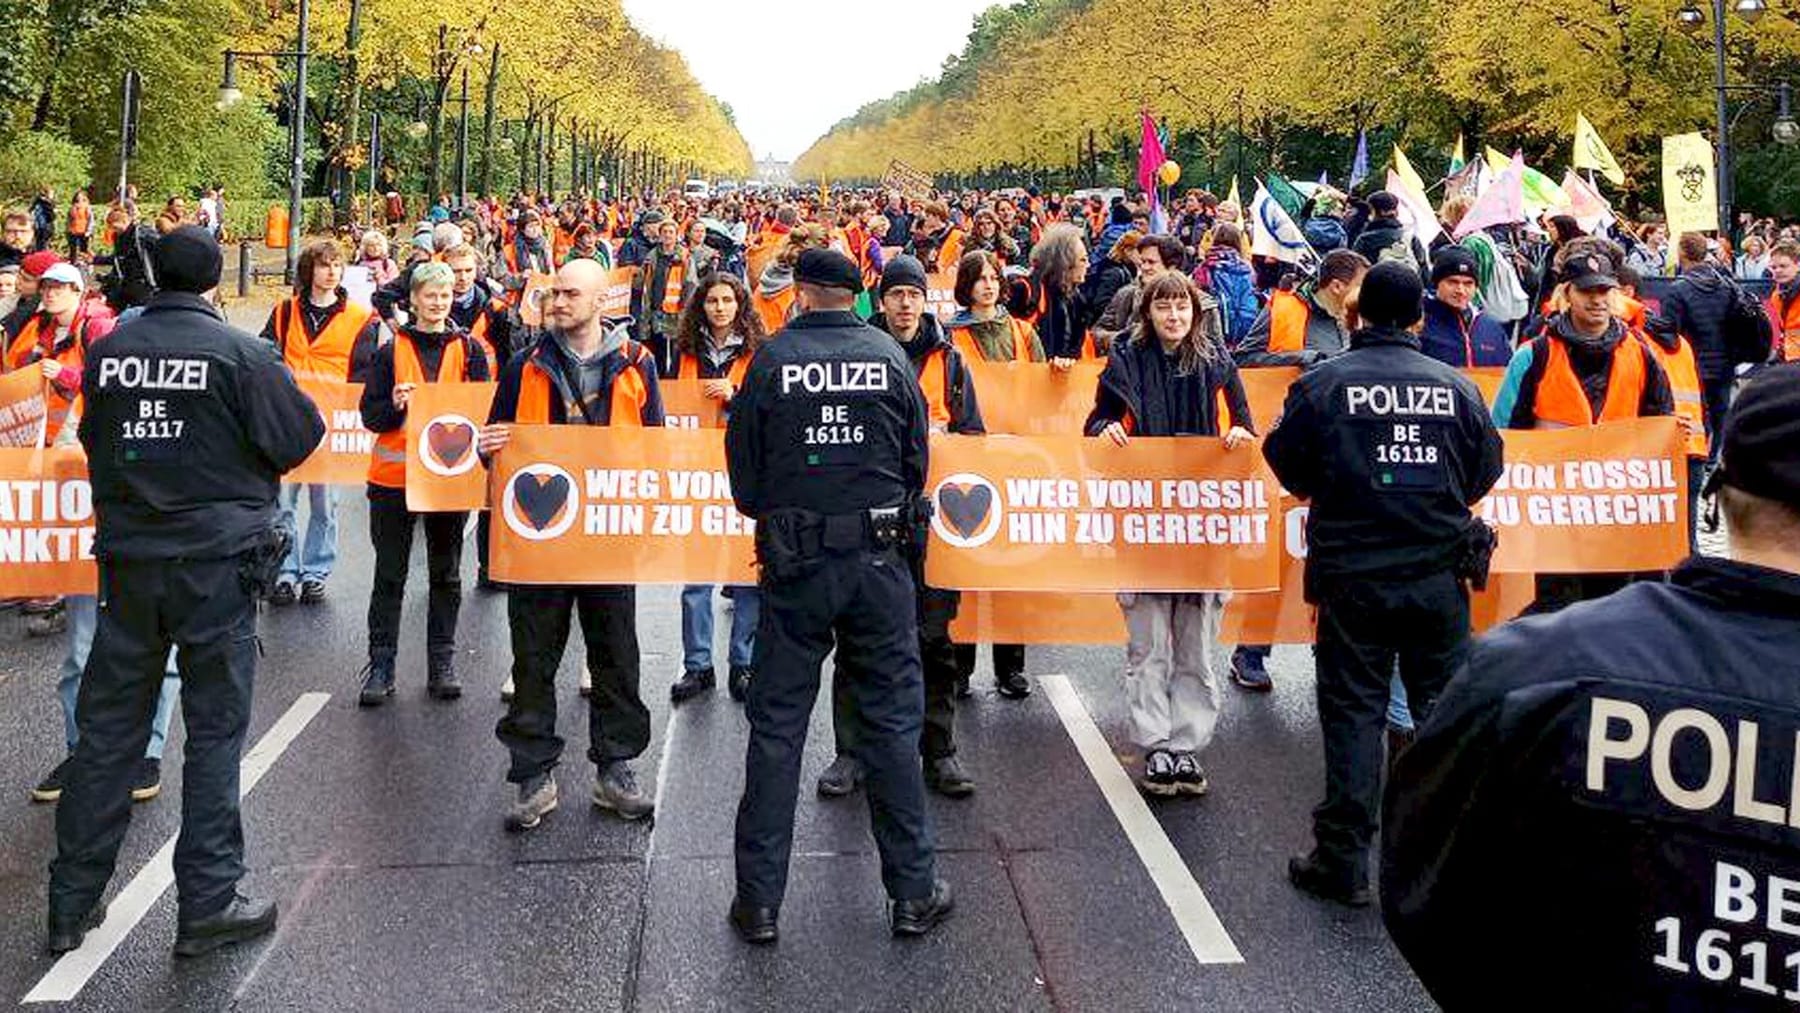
[1172,752,1209,796]
[726,665,753,703]
[578,668,592,697]
[500,675,515,702]
[505,773,559,832]
[815,755,863,798]
[1229,648,1273,693]
[669,667,715,704]
[1288,851,1372,907]
[1140,750,1180,796]
[593,761,653,820]
[996,670,1031,699]
[25,605,67,638]
[298,578,327,604]
[427,656,462,701]
[357,661,396,707]
[130,758,162,802]
[923,755,975,798]
[268,581,297,607]
[31,756,74,803]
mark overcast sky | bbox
[622,0,996,163]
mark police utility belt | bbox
[754,500,932,583]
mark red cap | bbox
[20,251,62,278]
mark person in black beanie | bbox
[1261,260,1504,907]
[48,224,324,956]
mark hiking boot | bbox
[815,755,862,798]
[1229,648,1273,693]
[130,758,162,802]
[593,761,653,820]
[31,755,74,803]
[728,897,779,945]
[996,670,1031,699]
[727,665,753,703]
[1140,749,1180,796]
[1287,851,1372,908]
[427,656,462,701]
[47,901,106,955]
[298,578,327,604]
[505,773,558,832]
[268,580,297,606]
[357,661,396,707]
[173,894,277,957]
[923,756,975,798]
[670,667,714,704]
[1172,752,1209,796]
[890,879,954,937]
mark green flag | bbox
[1265,172,1306,220]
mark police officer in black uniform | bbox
[1383,363,1800,1010]
[724,248,952,944]
[47,226,323,956]
[1261,261,1503,906]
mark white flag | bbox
[1250,182,1317,268]
[1385,168,1442,250]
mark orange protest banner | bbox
[405,382,496,512]
[925,271,959,322]
[516,272,557,328]
[285,380,372,485]
[1481,416,1687,573]
[0,367,48,448]
[488,426,755,586]
[924,433,1281,593]
[961,360,1104,435]
[659,380,727,430]
[949,591,1126,645]
[1238,366,1301,430]
[0,446,96,596]
[600,266,635,319]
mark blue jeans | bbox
[60,595,179,759]
[680,584,760,671]
[1387,672,1414,732]
[279,483,339,583]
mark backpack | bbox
[1208,262,1262,346]
[1722,275,1776,364]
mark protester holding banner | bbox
[356,261,492,707]
[498,210,554,311]
[479,259,663,832]
[261,240,383,606]
[723,247,950,944]
[667,271,766,706]
[1262,261,1504,907]
[1382,363,1800,1012]
[1492,243,1675,613]
[1084,272,1254,796]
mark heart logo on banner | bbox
[513,472,571,532]
[425,419,475,470]
[938,482,993,540]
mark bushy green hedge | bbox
[0,132,92,206]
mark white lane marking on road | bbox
[23,691,332,1005]
[1039,675,1244,966]
[644,701,682,863]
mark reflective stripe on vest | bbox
[514,342,652,427]
[1647,336,1708,458]
[915,347,954,428]
[277,297,372,382]
[948,317,1032,363]
[674,351,752,386]
[1531,334,1647,429]
[1268,290,1309,353]
[7,312,89,444]
[368,333,469,489]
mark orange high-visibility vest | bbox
[1768,288,1800,362]
[1267,290,1311,353]
[752,287,795,335]
[657,256,686,315]
[1646,334,1707,458]
[514,342,652,426]
[273,296,373,382]
[368,332,470,489]
[5,311,92,443]
[948,317,1034,363]
[466,298,508,371]
[1531,335,1648,429]
[935,228,965,273]
[914,346,955,428]
[672,351,753,387]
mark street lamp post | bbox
[218,0,308,284]
[1674,0,1798,237]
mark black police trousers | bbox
[831,585,960,760]
[1312,569,1469,887]
[496,585,649,783]
[366,487,464,666]
[51,556,257,923]
[737,546,937,907]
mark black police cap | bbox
[794,248,863,294]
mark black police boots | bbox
[173,894,277,957]
[358,661,396,707]
[46,901,107,955]
[670,667,715,704]
[727,665,753,703]
[891,879,955,937]
[728,897,779,944]
[427,655,462,701]
[1287,851,1372,907]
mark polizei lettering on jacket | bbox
[779,361,890,396]
[1586,696,1800,830]
[94,356,211,392]
[1343,383,1456,417]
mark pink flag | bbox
[1453,153,1525,239]
[1137,112,1165,195]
